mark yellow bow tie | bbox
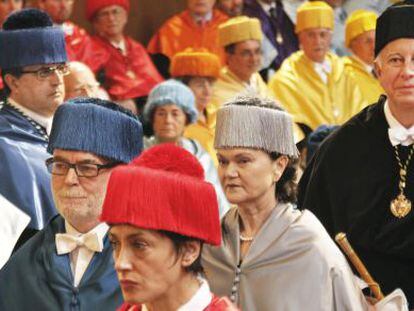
[55,232,103,255]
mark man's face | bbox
[226,40,262,82]
[299,28,332,63]
[350,30,375,66]
[5,63,66,117]
[375,38,414,111]
[93,5,127,39]
[64,64,100,100]
[38,0,74,24]
[51,149,115,233]
[187,0,216,16]
[0,0,23,26]
[215,0,243,17]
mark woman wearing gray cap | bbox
[202,95,370,311]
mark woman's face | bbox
[187,77,214,112]
[217,148,288,204]
[152,104,187,143]
[109,225,195,305]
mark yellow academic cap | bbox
[170,48,221,78]
[345,10,377,47]
[295,1,334,33]
[218,16,263,47]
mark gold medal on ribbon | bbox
[390,193,412,218]
[390,147,414,218]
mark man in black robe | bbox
[299,0,414,307]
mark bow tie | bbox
[388,127,414,146]
[55,232,103,255]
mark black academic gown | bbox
[0,215,123,311]
[298,96,414,306]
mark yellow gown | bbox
[184,111,218,166]
[268,51,369,131]
[209,66,305,143]
[342,55,384,105]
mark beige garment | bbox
[202,203,370,311]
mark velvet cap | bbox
[345,10,377,48]
[219,16,263,47]
[170,48,221,78]
[86,0,130,21]
[375,0,414,56]
[214,95,299,157]
[144,79,198,124]
[48,97,143,163]
[101,144,221,246]
[0,9,67,70]
[295,1,334,33]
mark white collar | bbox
[142,277,213,311]
[383,100,412,130]
[64,221,109,241]
[258,0,276,15]
[7,97,54,135]
[313,58,332,73]
[110,37,126,55]
[191,11,213,23]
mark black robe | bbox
[298,96,414,306]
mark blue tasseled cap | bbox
[0,9,67,70]
[48,98,143,163]
[143,79,198,124]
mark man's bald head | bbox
[64,61,101,100]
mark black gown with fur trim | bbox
[298,96,414,306]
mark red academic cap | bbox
[101,144,221,246]
[85,0,130,21]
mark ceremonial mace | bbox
[335,232,384,301]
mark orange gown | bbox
[147,9,228,62]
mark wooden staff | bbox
[335,232,384,301]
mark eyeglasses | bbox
[45,158,119,178]
[21,64,70,81]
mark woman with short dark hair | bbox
[101,144,238,311]
[202,95,369,310]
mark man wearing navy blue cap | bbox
[0,97,143,310]
[0,8,68,248]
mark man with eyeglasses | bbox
[268,1,368,137]
[85,0,163,112]
[0,97,143,310]
[0,8,67,250]
[210,17,272,112]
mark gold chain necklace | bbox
[390,145,414,218]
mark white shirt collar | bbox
[7,97,54,135]
[191,11,213,24]
[313,58,332,84]
[65,221,109,241]
[142,277,212,311]
[110,37,127,55]
[258,0,276,16]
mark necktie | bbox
[55,232,103,255]
[388,127,414,146]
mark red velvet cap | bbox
[85,0,130,21]
[101,144,221,246]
